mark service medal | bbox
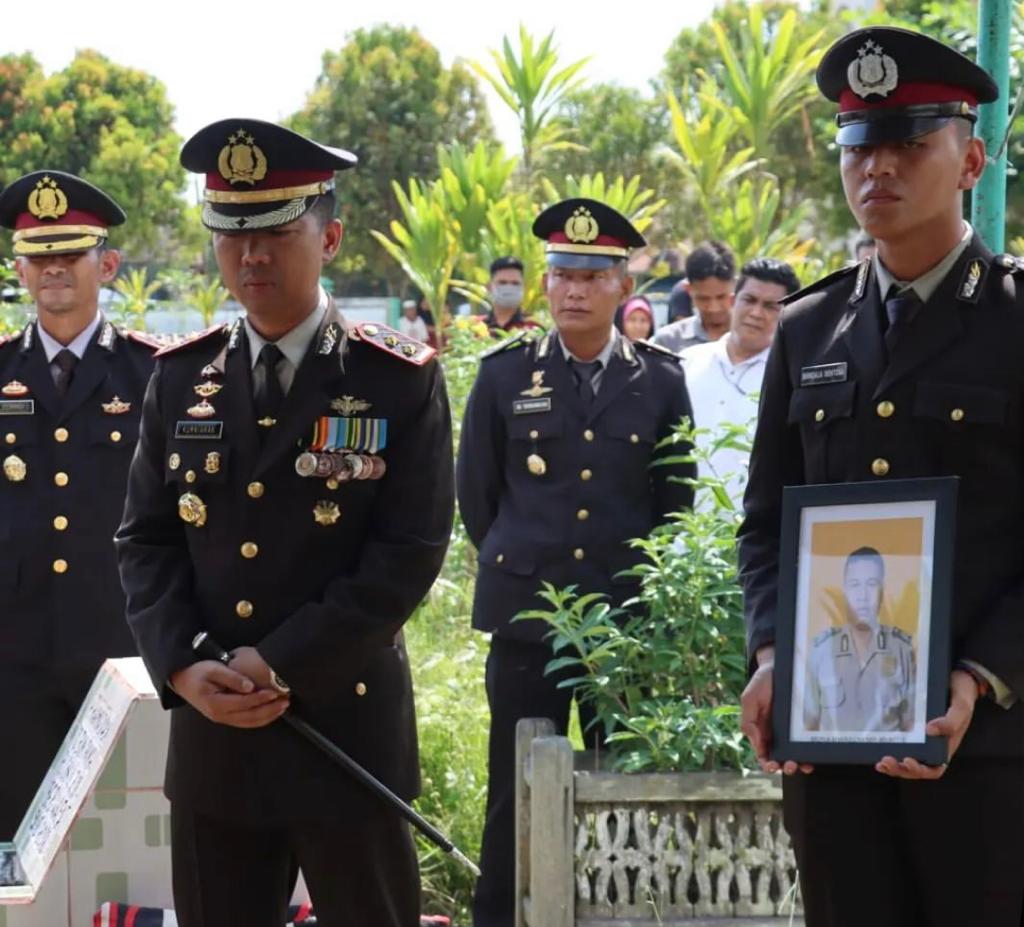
[178,492,207,528]
[295,452,319,478]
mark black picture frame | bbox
[771,476,957,765]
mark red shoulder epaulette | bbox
[121,329,166,351]
[154,324,229,358]
[353,322,436,366]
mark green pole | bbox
[972,0,1012,251]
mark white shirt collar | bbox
[712,333,770,369]
[37,312,103,363]
[559,327,619,368]
[245,289,328,370]
[874,222,973,303]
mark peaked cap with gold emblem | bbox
[532,197,646,270]
[0,170,126,257]
[817,27,998,147]
[180,118,357,231]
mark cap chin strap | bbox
[837,101,978,127]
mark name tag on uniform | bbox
[513,398,552,415]
[0,400,34,415]
[175,420,224,439]
[800,363,848,387]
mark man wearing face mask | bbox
[476,256,542,338]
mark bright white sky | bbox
[5,0,721,155]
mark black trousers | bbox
[783,759,1024,927]
[171,802,420,927]
[472,636,599,927]
[0,662,96,837]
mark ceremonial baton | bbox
[192,631,480,877]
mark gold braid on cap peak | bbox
[13,224,107,242]
[204,181,335,205]
[545,242,629,258]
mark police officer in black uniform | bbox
[738,28,1024,927]
[0,171,157,836]
[115,119,454,927]
[458,198,695,927]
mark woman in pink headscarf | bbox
[619,296,655,343]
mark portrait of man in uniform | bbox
[802,547,916,734]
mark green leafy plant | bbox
[112,267,160,330]
[517,421,755,773]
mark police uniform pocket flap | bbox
[787,381,857,428]
[478,533,537,576]
[90,419,139,446]
[508,416,564,441]
[0,419,37,448]
[913,381,1007,426]
[163,443,230,485]
[605,421,657,445]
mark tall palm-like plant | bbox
[540,173,666,238]
[113,268,160,330]
[472,26,589,188]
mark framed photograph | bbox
[771,477,957,765]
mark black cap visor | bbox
[545,251,622,271]
[836,114,965,146]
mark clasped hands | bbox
[739,645,979,780]
[168,645,290,729]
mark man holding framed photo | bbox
[739,26,1024,927]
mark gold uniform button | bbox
[871,458,890,477]
[241,542,259,559]
[580,469,593,481]
[4,433,15,445]
[54,428,69,443]
[355,682,368,696]
[247,481,265,499]
[584,429,595,442]
[951,408,965,422]
[54,472,69,487]
[53,559,68,574]
[630,433,639,444]
[110,431,122,443]
[574,548,585,560]
[529,429,539,440]
[185,469,197,484]
[814,409,825,423]
[326,478,340,491]
[496,553,505,564]
[236,600,254,619]
[876,401,895,419]
[53,515,68,531]
[577,509,589,521]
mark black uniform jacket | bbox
[457,330,695,642]
[115,308,454,822]
[0,317,155,670]
[739,236,1024,756]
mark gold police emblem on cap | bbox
[564,206,599,244]
[218,131,269,186]
[313,500,341,526]
[331,396,371,415]
[102,396,132,415]
[27,176,69,221]
[848,40,898,99]
[178,492,207,528]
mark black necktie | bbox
[254,343,285,423]
[883,286,922,353]
[571,359,601,405]
[54,349,78,399]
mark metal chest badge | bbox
[3,454,26,482]
[188,399,216,419]
[521,371,553,398]
[102,396,132,415]
[331,396,372,416]
[313,500,341,526]
[194,381,223,399]
[1,381,29,398]
[204,452,221,475]
[178,493,207,528]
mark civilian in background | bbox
[681,257,799,506]
[475,256,542,337]
[398,299,429,341]
[666,278,693,323]
[618,296,656,342]
[653,241,736,354]
[853,231,877,263]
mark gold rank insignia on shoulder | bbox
[98,322,116,350]
[178,492,207,528]
[564,206,599,243]
[3,454,26,482]
[28,176,68,220]
[218,130,268,185]
[331,395,371,415]
[958,258,987,303]
[313,500,341,526]
[2,381,29,398]
[521,370,553,398]
[194,381,223,399]
[102,396,132,415]
[188,399,216,419]
[204,451,221,474]
[318,322,341,356]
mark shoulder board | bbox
[354,322,436,366]
[634,338,681,360]
[481,328,534,359]
[813,625,841,647]
[154,323,229,358]
[993,253,1024,274]
[890,627,913,645]
[0,331,19,348]
[782,262,861,306]
[119,329,166,351]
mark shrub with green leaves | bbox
[517,421,755,773]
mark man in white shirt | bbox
[681,258,799,506]
[397,298,429,341]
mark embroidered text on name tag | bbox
[0,400,34,415]
[513,398,552,415]
[175,421,225,440]
[800,363,848,387]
